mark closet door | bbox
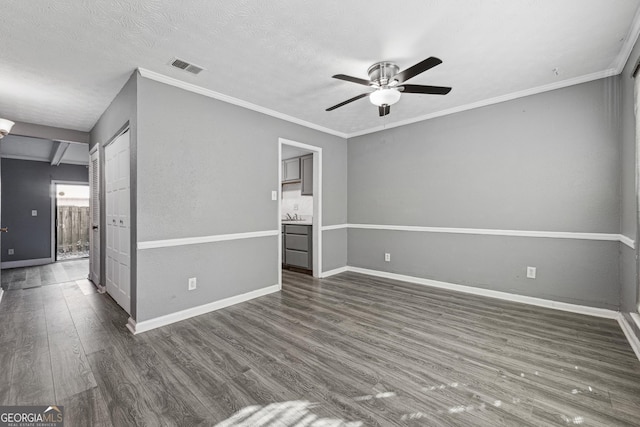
[105,130,131,314]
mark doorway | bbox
[278,138,322,285]
[52,183,90,261]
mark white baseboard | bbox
[126,284,280,334]
[320,266,348,278]
[617,314,640,362]
[1,257,52,270]
[346,266,619,319]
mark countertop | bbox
[282,220,313,225]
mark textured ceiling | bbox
[0,0,639,137]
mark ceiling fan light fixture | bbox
[0,118,15,139]
[369,88,401,107]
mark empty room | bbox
[1,1,640,426]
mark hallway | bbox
[1,258,89,290]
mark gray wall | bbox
[0,158,88,263]
[348,78,621,309]
[135,76,347,321]
[90,71,138,317]
[620,35,640,315]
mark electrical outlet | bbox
[293,204,299,211]
[31,210,37,216]
[271,191,277,201]
[384,253,391,262]
[8,249,14,255]
[188,277,197,290]
[526,266,536,279]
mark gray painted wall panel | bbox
[620,244,637,312]
[347,78,621,310]
[620,34,639,322]
[136,77,347,242]
[90,72,138,318]
[348,229,619,309]
[322,228,347,272]
[136,236,277,321]
[134,76,347,321]
[0,158,88,262]
[348,79,620,233]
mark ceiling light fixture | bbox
[0,118,15,139]
[369,88,401,107]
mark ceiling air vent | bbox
[169,58,204,75]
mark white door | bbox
[105,130,131,314]
[89,147,100,285]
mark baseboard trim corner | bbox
[126,317,137,335]
[1,257,52,270]
[127,284,280,334]
[321,266,349,278]
[617,314,640,362]
[346,266,619,319]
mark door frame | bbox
[89,144,100,286]
[278,138,323,284]
[50,180,90,263]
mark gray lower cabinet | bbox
[282,224,312,270]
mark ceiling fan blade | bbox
[326,92,370,111]
[393,57,442,84]
[399,84,452,95]
[332,74,373,86]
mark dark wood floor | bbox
[0,269,639,426]
[1,258,88,290]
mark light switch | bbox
[31,210,37,216]
[271,191,278,201]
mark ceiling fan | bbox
[326,57,451,117]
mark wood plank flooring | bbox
[1,258,89,290]
[0,269,639,426]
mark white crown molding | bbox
[620,234,636,249]
[1,257,52,270]
[618,314,640,362]
[613,3,640,73]
[127,284,280,334]
[320,266,348,278]
[346,69,617,138]
[347,223,626,243]
[348,266,619,319]
[137,68,348,139]
[137,229,279,250]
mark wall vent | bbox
[169,58,205,75]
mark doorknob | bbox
[0,227,7,233]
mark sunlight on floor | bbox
[214,401,363,426]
